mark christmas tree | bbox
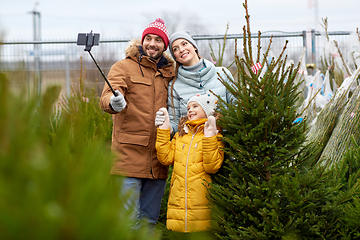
[0,73,159,240]
[208,1,360,239]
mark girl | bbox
[155,92,224,232]
[154,30,234,133]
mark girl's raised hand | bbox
[204,116,217,137]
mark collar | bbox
[138,46,169,68]
[182,59,205,72]
[183,118,207,134]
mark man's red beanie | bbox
[141,18,169,50]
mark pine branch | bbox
[242,26,251,66]
[256,31,262,64]
[263,36,274,70]
[234,39,243,81]
[248,225,262,239]
[321,17,330,42]
[333,40,351,77]
[351,51,358,70]
[274,40,289,68]
[219,23,229,66]
[243,0,253,65]
[298,89,322,119]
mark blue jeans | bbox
[118,177,166,226]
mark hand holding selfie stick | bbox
[77,31,118,96]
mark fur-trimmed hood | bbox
[125,38,175,68]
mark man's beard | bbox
[145,47,163,60]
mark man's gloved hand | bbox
[157,108,171,130]
[110,90,126,112]
[204,116,217,137]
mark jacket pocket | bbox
[168,175,181,207]
[129,75,152,85]
[118,132,150,146]
[190,174,211,206]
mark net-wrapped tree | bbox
[207,1,359,239]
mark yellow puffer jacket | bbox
[156,119,224,232]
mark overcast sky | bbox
[1,0,359,41]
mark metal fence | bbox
[0,30,352,98]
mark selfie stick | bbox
[87,51,118,96]
[77,31,118,96]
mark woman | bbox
[165,30,234,133]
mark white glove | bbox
[110,90,126,112]
[204,116,217,137]
[157,108,170,130]
[155,110,166,127]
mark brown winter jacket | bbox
[100,39,175,179]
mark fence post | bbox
[302,30,307,65]
[311,29,316,65]
[30,10,42,95]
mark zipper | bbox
[184,128,198,232]
[150,68,156,178]
[138,55,144,77]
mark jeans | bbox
[118,177,166,226]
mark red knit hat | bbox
[141,18,169,50]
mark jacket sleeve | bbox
[100,61,128,114]
[156,128,176,166]
[202,133,224,174]
[168,84,181,133]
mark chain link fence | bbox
[0,30,352,98]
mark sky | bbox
[1,0,359,41]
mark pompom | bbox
[155,18,165,24]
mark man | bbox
[100,18,175,227]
